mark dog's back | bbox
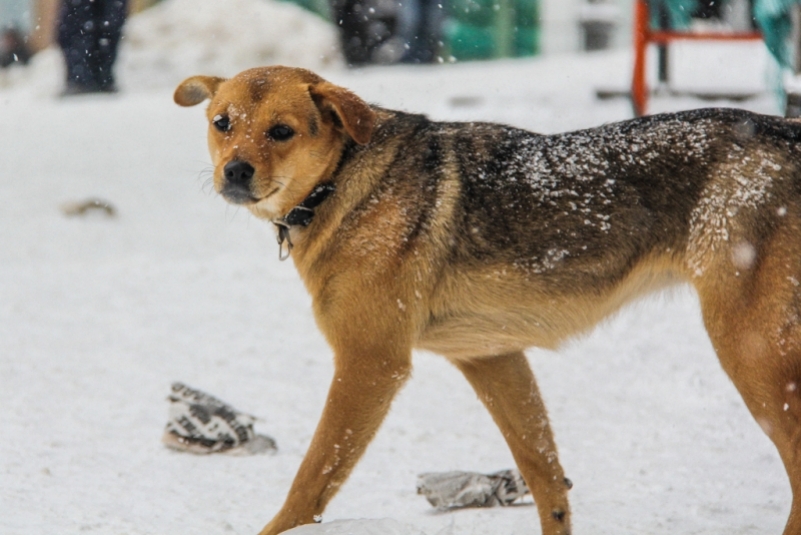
[418,108,800,279]
[330,108,801,357]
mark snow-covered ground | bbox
[0,1,792,534]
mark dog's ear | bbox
[174,76,226,107]
[309,82,375,145]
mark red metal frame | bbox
[631,0,762,116]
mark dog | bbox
[175,65,801,535]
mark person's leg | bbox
[330,0,372,66]
[92,0,127,91]
[402,0,440,63]
[57,0,100,92]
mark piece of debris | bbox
[416,469,530,510]
[60,198,116,217]
[163,382,277,455]
[448,95,484,108]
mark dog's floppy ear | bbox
[309,82,375,145]
[174,75,226,107]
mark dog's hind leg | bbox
[453,351,572,535]
[696,225,801,535]
[702,312,801,534]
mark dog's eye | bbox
[212,114,231,133]
[268,124,294,142]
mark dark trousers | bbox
[330,0,439,66]
[57,0,127,91]
[331,0,395,66]
[400,0,440,64]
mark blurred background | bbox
[2,2,801,535]
[0,0,798,114]
[1,0,625,60]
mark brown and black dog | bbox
[175,66,801,535]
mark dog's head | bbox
[174,66,375,220]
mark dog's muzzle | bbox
[221,160,257,204]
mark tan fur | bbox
[176,65,801,535]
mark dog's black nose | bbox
[224,160,255,185]
[221,160,257,204]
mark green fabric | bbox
[514,0,539,29]
[278,0,330,19]
[514,26,540,55]
[646,0,799,69]
[443,20,496,59]
[448,0,498,27]
[444,0,540,59]
[754,0,800,67]
[649,0,697,29]
[446,0,538,29]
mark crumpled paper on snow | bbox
[416,469,530,509]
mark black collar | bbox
[272,183,336,260]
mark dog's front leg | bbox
[259,343,412,535]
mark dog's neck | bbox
[270,114,396,261]
[272,183,336,260]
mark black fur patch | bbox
[248,78,270,103]
[309,114,319,137]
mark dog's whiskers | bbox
[196,166,215,196]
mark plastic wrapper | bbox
[416,469,530,510]
[162,382,276,455]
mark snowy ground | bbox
[0,4,793,533]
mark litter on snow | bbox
[162,382,277,455]
[416,469,530,510]
[60,198,117,218]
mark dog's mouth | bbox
[220,185,258,205]
[220,185,281,206]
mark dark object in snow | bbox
[57,0,127,95]
[163,382,277,455]
[61,198,116,217]
[330,0,440,66]
[331,0,399,66]
[788,93,801,118]
[0,27,31,68]
[416,469,530,509]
